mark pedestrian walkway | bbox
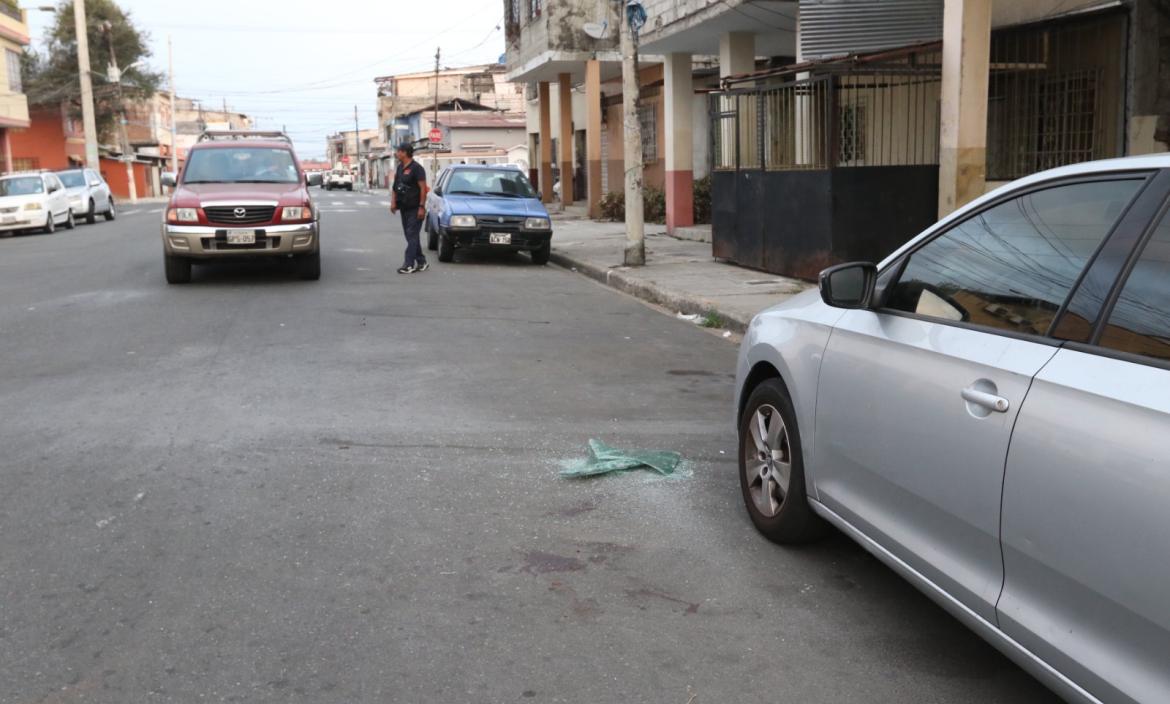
[549,217,810,333]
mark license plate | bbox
[226,229,256,245]
[489,232,511,245]
[1,215,13,224]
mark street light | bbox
[29,2,99,169]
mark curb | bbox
[549,248,751,334]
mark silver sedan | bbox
[735,154,1170,704]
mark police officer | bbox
[390,143,429,274]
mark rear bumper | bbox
[447,229,551,251]
[162,221,319,258]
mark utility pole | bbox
[619,0,645,266]
[353,104,362,190]
[167,35,177,176]
[72,0,99,169]
[431,46,440,177]
[102,21,137,203]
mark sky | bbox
[25,0,508,160]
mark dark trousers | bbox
[399,207,426,268]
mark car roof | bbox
[445,164,520,172]
[190,141,293,151]
[0,171,48,179]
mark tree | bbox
[22,0,163,143]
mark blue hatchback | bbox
[424,165,553,264]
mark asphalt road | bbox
[0,191,1061,703]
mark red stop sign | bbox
[429,128,443,143]
[340,155,350,165]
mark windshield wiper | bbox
[488,192,527,198]
[446,190,482,195]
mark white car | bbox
[0,172,75,235]
[56,168,116,224]
[325,169,353,191]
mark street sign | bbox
[340,155,350,165]
[429,128,443,143]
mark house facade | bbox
[0,1,31,173]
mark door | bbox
[47,175,67,219]
[999,201,1170,704]
[813,177,1147,622]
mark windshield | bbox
[57,171,86,188]
[183,147,299,184]
[0,177,45,196]
[445,169,536,198]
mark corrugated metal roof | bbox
[798,0,943,60]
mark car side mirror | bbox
[161,172,177,188]
[819,262,877,309]
[433,187,443,196]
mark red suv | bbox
[160,131,320,284]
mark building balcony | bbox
[503,0,622,83]
[0,1,28,46]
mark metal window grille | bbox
[528,0,541,20]
[986,11,1126,181]
[639,103,657,164]
[5,49,20,94]
[839,101,867,164]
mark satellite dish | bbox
[583,20,609,39]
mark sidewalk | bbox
[549,216,811,334]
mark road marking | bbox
[321,208,357,213]
[121,209,141,216]
[331,201,345,206]
[355,200,369,206]
[148,208,162,213]
[379,200,391,206]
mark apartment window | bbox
[6,49,21,93]
[639,103,657,163]
[528,0,541,20]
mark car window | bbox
[57,171,86,188]
[0,176,44,195]
[444,169,536,198]
[884,179,1142,336]
[1098,213,1170,362]
[184,148,299,184]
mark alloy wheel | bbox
[743,404,792,518]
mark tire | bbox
[530,241,550,265]
[164,253,191,284]
[738,378,826,544]
[437,233,455,263]
[86,200,97,225]
[64,211,75,230]
[426,220,438,251]
[42,213,55,234]
[103,199,116,221]
[297,251,321,280]
[346,185,353,191]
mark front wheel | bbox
[164,253,191,284]
[103,199,116,221]
[530,241,550,265]
[437,233,455,263]
[42,213,55,234]
[297,251,321,280]
[86,200,97,224]
[426,220,438,251]
[738,379,826,544]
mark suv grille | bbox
[204,205,276,225]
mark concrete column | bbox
[585,60,603,219]
[938,0,992,217]
[538,81,554,204]
[664,53,694,233]
[558,73,575,206]
[719,31,755,78]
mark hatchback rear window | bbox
[184,148,299,184]
[57,171,86,188]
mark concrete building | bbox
[171,97,253,164]
[0,1,31,173]
[375,63,526,141]
[510,0,1170,278]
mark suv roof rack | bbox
[197,130,292,144]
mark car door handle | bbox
[961,387,1010,413]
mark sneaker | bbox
[396,265,416,274]
[415,261,429,272]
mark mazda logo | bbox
[233,207,247,219]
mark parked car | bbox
[425,165,551,264]
[55,167,115,224]
[734,154,1170,704]
[325,168,353,191]
[0,171,75,235]
[159,130,320,284]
